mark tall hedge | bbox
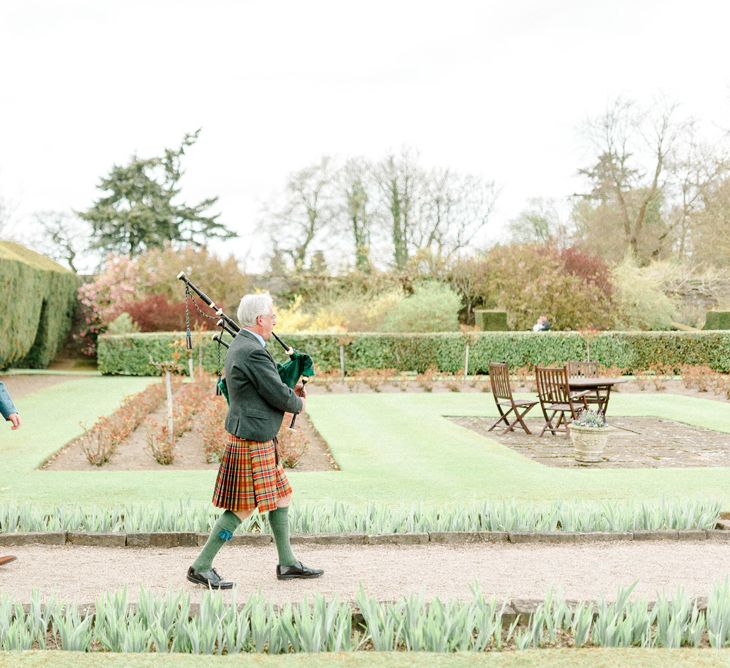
[705,311,730,330]
[97,330,730,375]
[0,241,78,369]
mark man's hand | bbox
[294,383,307,412]
[7,413,20,430]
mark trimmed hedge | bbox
[474,309,508,331]
[0,241,78,369]
[97,330,730,375]
[705,311,730,330]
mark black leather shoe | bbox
[186,566,234,589]
[276,561,324,580]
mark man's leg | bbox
[269,495,323,580]
[268,494,297,567]
[187,508,254,589]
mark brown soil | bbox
[306,375,730,403]
[453,416,730,468]
[43,407,337,473]
[1,540,729,606]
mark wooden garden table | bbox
[568,376,628,416]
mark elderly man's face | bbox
[257,308,276,340]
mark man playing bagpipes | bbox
[187,292,323,589]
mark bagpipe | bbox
[177,272,314,427]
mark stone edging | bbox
[0,527,729,548]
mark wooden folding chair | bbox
[488,362,538,434]
[567,361,598,377]
[535,365,589,436]
[567,360,610,414]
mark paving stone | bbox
[149,532,198,548]
[706,530,730,541]
[291,533,368,545]
[632,530,679,541]
[677,530,709,541]
[66,532,126,547]
[429,531,509,544]
[126,534,150,547]
[232,533,273,546]
[715,520,730,530]
[367,533,429,545]
[508,532,631,544]
[0,532,65,546]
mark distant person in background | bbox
[0,381,21,430]
[0,380,20,567]
[532,314,551,332]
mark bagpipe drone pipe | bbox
[177,272,314,428]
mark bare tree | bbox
[508,198,571,248]
[31,210,91,272]
[664,128,730,261]
[373,148,424,270]
[415,169,496,261]
[373,148,495,269]
[338,157,374,272]
[266,156,336,271]
[578,98,687,263]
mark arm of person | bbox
[244,348,304,414]
[0,382,20,430]
[0,382,18,418]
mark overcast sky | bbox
[1,0,729,271]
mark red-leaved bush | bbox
[123,295,217,332]
[560,247,614,297]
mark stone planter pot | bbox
[569,423,609,464]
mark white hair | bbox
[237,293,273,326]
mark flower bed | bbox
[3,582,730,652]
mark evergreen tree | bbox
[80,130,234,257]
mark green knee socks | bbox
[268,506,297,567]
[192,510,242,572]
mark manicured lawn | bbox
[3,376,730,508]
[4,649,730,667]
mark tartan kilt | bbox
[212,434,293,513]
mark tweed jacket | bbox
[0,382,17,420]
[223,329,303,442]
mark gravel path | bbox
[2,540,730,605]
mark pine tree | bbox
[80,129,235,257]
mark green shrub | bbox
[106,312,140,335]
[612,259,677,330]
[474,309,508,331]
[478,244,614,330]
[705,311,730,330]
[98,330,730,375]
[277,289,405,333]
[382,281,461,332]
[0,241,78,369]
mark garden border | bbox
[2,527,730,548]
